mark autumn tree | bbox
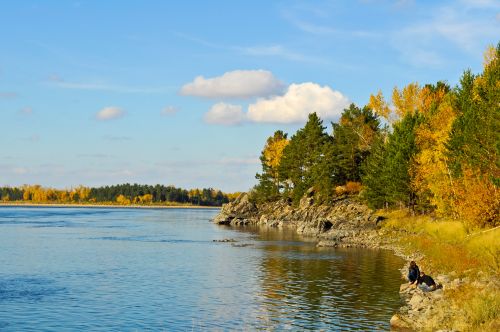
[253,130,289,201]
[411,82,455,214]
[446,43,500,228]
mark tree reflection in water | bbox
[234,226,403,330]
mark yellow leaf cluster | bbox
[116,194,131,205]
[133,194,153,204]
[264,138,289,169]
[262,133,289,185]
[452,168,500,229]
[412,94,456,215]
[368,90,391,121]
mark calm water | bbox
[0,207,404,331]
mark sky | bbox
[1,0,499,192]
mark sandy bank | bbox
[0,202,221,209]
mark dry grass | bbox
[427,286,500,332]
[379,210,499,276]
[379,210,500,331]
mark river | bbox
[0,207,403,330]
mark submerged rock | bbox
[212,238,237,243]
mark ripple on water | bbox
[0,207,403,331]
[0,276,65,302]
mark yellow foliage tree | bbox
[452,168,500,229]
[134,194,153,204]
[368,90,391,122]
[412,92,457,215]
[262,131,289,189]
[116,194,131,205]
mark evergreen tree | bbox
[361,134,389,209]
[362,113,422,209]
[279,113,332,203]
[330,104,381,184]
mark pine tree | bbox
[330,104,381,184]
[362,113,422,210]
[279,113,332,203]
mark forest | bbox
[0,183,236,207]
[252,43,499,230]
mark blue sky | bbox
[1,0,498,192]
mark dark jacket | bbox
[418,274,436,287]
[408,266,420,283]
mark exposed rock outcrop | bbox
[214,192,383,247]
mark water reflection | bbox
[236,226,403,330]
[0,208,403,331]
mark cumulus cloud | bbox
[204,102,246,126]
[180,70,284,99]
[246,83,350,124]
[96,106,124,120]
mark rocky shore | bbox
[213,190,385,248]
[213,192,488,331]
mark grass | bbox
[426,286,500,331]
[378,210,500,331]
[379,210,499,276]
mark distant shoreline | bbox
[0,202,221,209]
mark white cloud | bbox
[247,83,350,124]
[238,45,327,63]
[96,107,124,121]
[161,106,178,115]
[47,76,173,94]
[392,2,500,66]
[204,102,246,126]
[180,70,284,99]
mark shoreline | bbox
[213,194,499,331]
[0,202,221,209]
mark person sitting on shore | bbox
[407,261,420,285]
[417,272,437,292]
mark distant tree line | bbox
[252,43,499,229]
[0,184,234,207]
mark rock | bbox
[409,292,425,307]
[213,193,258,225]
[399,283,411,293]
[390,314,410,329]
[316,240,337,247]
[213,238,237,243]
[436,274,450,284]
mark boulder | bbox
[390,314,410,329]
[213,193,258,225]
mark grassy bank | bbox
[379,210,499,331]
